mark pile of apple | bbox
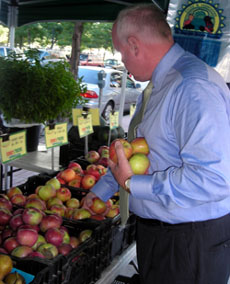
[0,189,94,260]
[109,137,150,174]
[56,145,110,191]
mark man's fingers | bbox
[115,140,127,162]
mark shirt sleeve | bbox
[91,168,119,201]
[131,79,230,209]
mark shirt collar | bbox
[151,43,185,91]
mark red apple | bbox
[25,198,46,210]
[0,198,12,211]
[46,178,61,190]
[26,193,38,200]
[109,138,133,164]
[98,145,109,157]
[1,228,13,240]
[57,177,66,185]
[28,251,45,258]
[91,215,106,220]
[11,245,33,258]
[68,177,82,188]
[3,237,19,253]
[129,153,150,174]
[9,214,24,231]
[68,162,83,175]
[37,243,58,259]
[50,204,66,217]
[13,208,24,216]
[18,224,40,233]
[31,234,46,250]
[66,198,80,209]
[38,184,57,201]
[40,214,62,232]
[58,243,72,256]
[86,167,101,181]
[85,150,100,164]
[65,207,74,218]
[22,208,43,226]
[7,187,22,199]
[45,228,63,247]
[79,229,92,242]
[56,187,71,202]
[96,165,107,175]
[16,228,38,247]
[81,174,96,190]
[10,194,26,206]
[72,208,91,220]
[60,227,70,244]
[106,204,120,218]
[69,236,80,249]
[60,168,76,183]
[97,156,109,167]
[46,197,63,209]
[90,197,107,215]
[130,137,149,155]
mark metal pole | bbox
[51,148,54,171]
[118,69,128,126]
[8,5,18,49]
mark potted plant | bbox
[0,49,85,151]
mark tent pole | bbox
[8,5,18,49]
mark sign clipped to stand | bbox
[109,111,119,130]
[72,108,100,126]
[0,130,27,163]
[45,122,68,149]
[77,113,94,138]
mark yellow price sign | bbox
[72,108,100,126]
[109,111,119,130]
[0,130,27,164]
[77,114,94,138]
[45,123,68,149]
[130,104,136,118]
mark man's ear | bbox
[127,36,139,56]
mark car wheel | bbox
[102,102,114,122]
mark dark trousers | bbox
[136,214,230,284]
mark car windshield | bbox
[78,68,101,84]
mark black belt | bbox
[137,214,230,229]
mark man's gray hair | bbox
[116,4,172,43]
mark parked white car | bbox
[78,66,142,122]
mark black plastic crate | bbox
[1,253,64,284]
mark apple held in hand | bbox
[90,197,107,215]
[109,138,133,164]
[131,137,149,155]
[129,153,150,175]
[85,150,100,164]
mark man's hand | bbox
[108,140,133,192]
[82,192,110,216]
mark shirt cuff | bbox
[130,174,154,200]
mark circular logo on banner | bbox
[174,0,225,38]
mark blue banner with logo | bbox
[167,0,230,83]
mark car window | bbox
[126,77,135,88]
[0,47,4,57]
[110,72,122,88]
[78,68,99,84]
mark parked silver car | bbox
[78,66,142,121]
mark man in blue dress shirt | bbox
[83,4,230,283]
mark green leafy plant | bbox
[0,49,86,124]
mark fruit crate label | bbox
[45,122,68,149]
[130,104,136,118]
[109,111,119,129]
[78,114,94,138]
[0,130,27,164]
[72,108,100,126]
